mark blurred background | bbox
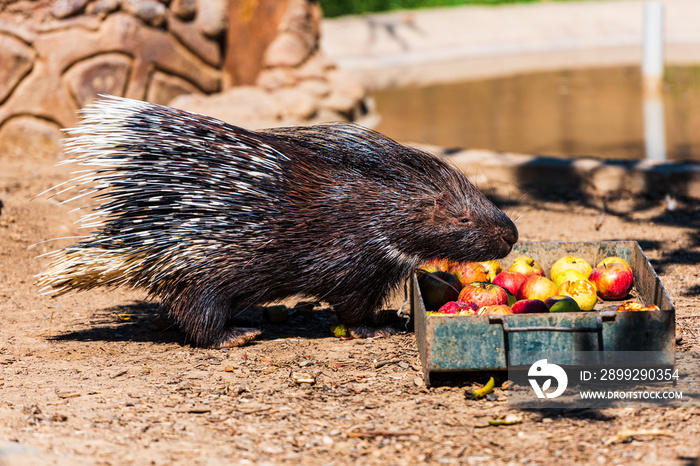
[1,0,699,166]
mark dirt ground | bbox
[1,141,699,465]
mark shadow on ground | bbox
[50,301,406,346]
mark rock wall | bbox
[0,0,372,157]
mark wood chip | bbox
[347,430,419,439]
[603,429,675,446]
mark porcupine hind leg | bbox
[162,285,261,348]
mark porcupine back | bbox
[37,96,517,347]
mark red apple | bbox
[492,271,527,296]
[511,299,549,314]
[437,300,479,315]
[517,275,558,301]
[418,271,462,312]
[549,255,592,282]
[480,260,503,282]
[588,263,634,300]
[507,256,544,278]
[556,279,598,311]
[422,258,454,274]
[448,261,489,288]
[544,295,581,313]
[457,282,508,308]
[477,304,514,315]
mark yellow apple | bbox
[549,256,592,281]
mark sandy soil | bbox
[1,142,699,465]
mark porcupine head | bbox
[36,96,518,348]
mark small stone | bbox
[51,0,88,19]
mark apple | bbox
[544,295,581,313]
[457,282,509,308]
[422,258,454,273]
[596,256,632,272]
[418,271,462,312]
[477,304,514,315]
[492,271,527,296]
[437,300,478,315]
[507,256,544,278]
[517,275,558,301]
[616,301,660,312]
[553,268,588,288]
[556,279,598,311]
[480,260,503,282]
[511,299,549,314]
[549,255,592,282]
[588,263,634,300]
[448,261,489,288]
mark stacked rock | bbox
[0,0,372,156]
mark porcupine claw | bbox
[209,328,262,348]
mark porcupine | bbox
[37,95,518,348]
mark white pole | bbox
[642,1,664,93]
[642,1,666,161]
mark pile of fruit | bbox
[419,255,661,316]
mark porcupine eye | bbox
[455,215,473,227]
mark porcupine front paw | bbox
[209,327,262,348]
[346,325,397,339]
